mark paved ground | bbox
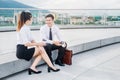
[3,43,120,80]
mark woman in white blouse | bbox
[16,11,60,75]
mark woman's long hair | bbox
[16,11,32,31]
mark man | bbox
[40,14,65,66]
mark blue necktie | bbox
[49,28,52,40]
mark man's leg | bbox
[58,46,65,64]
[52,45,65,66]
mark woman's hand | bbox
[37,42,46,46]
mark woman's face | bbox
[26,18,32,25]
[29,18,32,25]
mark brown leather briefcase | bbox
[62,42,73,65]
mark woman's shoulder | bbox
[21,25,30,31]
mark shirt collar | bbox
[45,24,55,29]
[23,24,27,27]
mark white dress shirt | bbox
[17,24,34,45]
[40,24,63,44]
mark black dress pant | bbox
[44,43,65,64]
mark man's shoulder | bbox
[53,25,59,30]
[53,24,58,27]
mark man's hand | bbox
[53,41,62,46]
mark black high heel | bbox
[48,67,60,73]
[28,68,42,75]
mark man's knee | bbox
[59,46,65,50]
[44,44,52,50]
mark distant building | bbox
[70,16,82,25]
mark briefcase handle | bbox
[60,41,67,49]
[64,42,67,49]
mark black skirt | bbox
[16,44,35,61]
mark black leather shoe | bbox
[47,67,60,73]
[28,68,42,75]
[55,60,65,66]
[60,59,64,64]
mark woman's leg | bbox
[38,46,57,70]
[30,47,42,71]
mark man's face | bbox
[45,17,54,27]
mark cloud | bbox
[15,0,120,9]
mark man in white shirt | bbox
[40,14,65,66]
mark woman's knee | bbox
[39,47,47,55]
[37,47,44,54]
[33,47,41,57]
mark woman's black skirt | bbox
[16,44,35,61]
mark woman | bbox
[16,11,60,75]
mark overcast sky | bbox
[15,0,120,9]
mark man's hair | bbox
[45,14,54,20]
